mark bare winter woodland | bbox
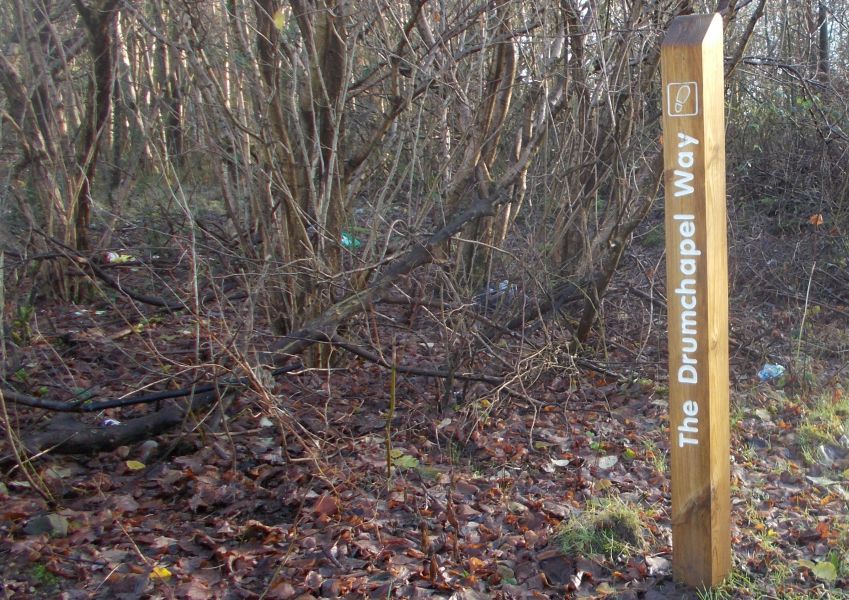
[2,1,849,598]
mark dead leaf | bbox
[311,493,339,519]
[645,555,671,576]
[177,579,213,600]
[594,581,616,595]
[111,494,140,514]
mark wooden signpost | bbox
[661,14,731,588]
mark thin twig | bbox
[796,261,817,362]
[0,389,54,503]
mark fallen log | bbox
[18,391,218,455]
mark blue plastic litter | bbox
[757,364,785,381]
[341,232,362,249]
[473,280,517,313]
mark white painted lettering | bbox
[680,238,701,257]
[678,365,698,384]
[673,170,695,197]
[669,136,704,446]
[677,132,700,147]
[678,151,694,168]
[676,278,696,296]
[678,429,699,447]
[681,310,697,336]
[681,258,697,276]
[678,401,700,447]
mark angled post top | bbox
[663,13,723,48]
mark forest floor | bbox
[3,210,849,599]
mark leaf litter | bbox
[4,272,849,598]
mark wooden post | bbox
[661,14,731,588]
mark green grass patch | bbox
[557,497,645,560]
[697,564,848,600]
[29,563,61,588]
[797,385,849,465]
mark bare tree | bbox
[0,0,124,296]
[1,0,809,447]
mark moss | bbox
[558,497,645,559]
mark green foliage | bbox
[698,563,849,600]
[389,449,420,470]
[641,227,665,249]
[446,440,463,466]
[797,555,840,582]
[697,568,776,600]
[558,497,644,560]
[795,97,814,111]
[29,563,60,587]
[797,386,849,465]
[12,367,29,384]
[11,304,34,344]
[640,438,666,474]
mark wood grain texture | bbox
[661,13,731,588]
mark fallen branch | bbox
[21,390,219,455]
[1,382,220,412]
[1,363,302,412]
[85,257,189,311]
[1,364,302,457]
[326,333,502,383]
[504,280,585,332]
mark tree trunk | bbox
[816,1,829,82]
[72,0,122,252]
